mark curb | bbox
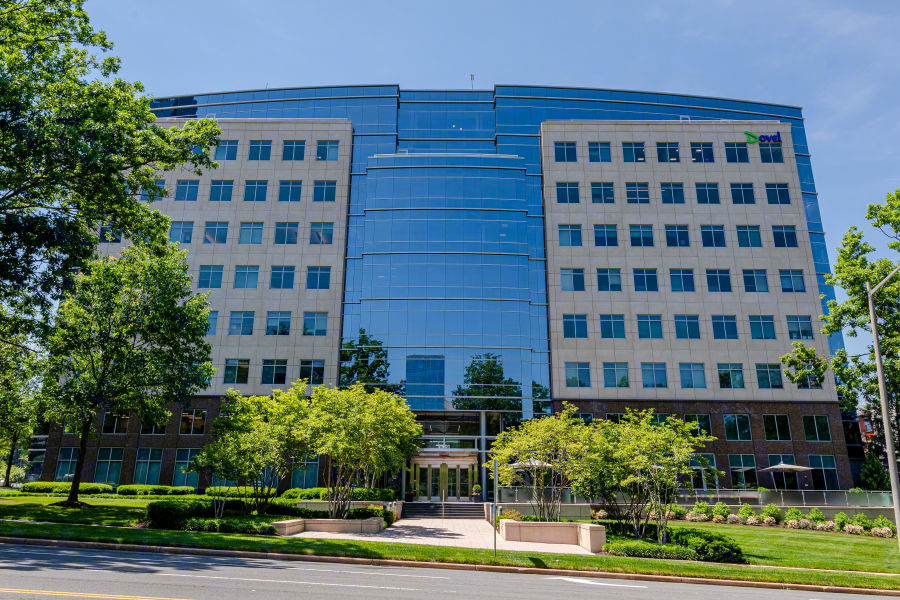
[1,536,898,596]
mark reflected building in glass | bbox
[38,86,855,495]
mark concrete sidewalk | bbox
[291,517,593,554]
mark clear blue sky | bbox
[88,0,900,354]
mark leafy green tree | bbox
[488,404,593,522]
[339,329,392,391]
[0,0,220,340]
[0,319,41,486]
[188,436,244,519]
[452,353,522,411]
[307,383,422,518]
[206,382,313,515]
[859,449,891,491]
[43,243,213,505]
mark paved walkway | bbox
[292,517,593,554]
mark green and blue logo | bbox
[744,131,782,144]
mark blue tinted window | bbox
[239,222,263,244]
[558,224,582,247]
[261,359,287,385]
[594,225,617,246]
[234,266,259,289]
[244,180,268,202]
[766,183,791,205]
[588,142,611,162]
[303,312,328,336]
[203,221,228,244]
[656,142,679,162]
[712,315,738,339]
[670,268,695,292]
[597,268,621,291]
[310,222,334,245]
[274,222,299,245]
[140,179,166,202]
[565,362,591,387]
[666,225,689,247]
[674,315,701,339]
[700,225,726,247]
[787,315,814,340]
[266,311,291,336]
[206,311,217,336]
[197,265,222,288]
[641,363,667,388]
[313,180,337,202]
[599,314,625,339]
[634,268,658,292]
[306,266,331,290]
[270,266,295,289]
[780,269,805,292]
[680,363,706,388]
[773,225,798,247]
[300,359,325,385]
[228,311,254,335]
[603,362,628,387]
[316,140,339,161]
[625,182,649,204]
[757,364,783,389]
[750,315,776,339]
[561,268,585,291]
[696,183,720,204]
[248,140,272,161]
[737,225,761,247]
[556,182,579,203]
[719,363,744,388]
[623,142,645,162]
[209,180,233,202]
[214,140,237,161]
[725,142,748,163]
[591,182,614,203]
[174,180,199,201]
[282,140,306,160]
[760,142,783,163]
[554,141,577,162]
[690,142,714,163]
[630,224,653,247]
[661,182,684,204]
[563,314,588,338]
[279,180,303,202]
[730,183,755,204]
[169,221,193,244]
[706,269,731,292]
[637,314,663,339]
[743,269,769,292]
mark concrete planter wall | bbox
[483,503,591,521]
[499,520,606,553]
[271,517,385,536]
[293,500,403,522]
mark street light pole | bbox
[866,263,900,551]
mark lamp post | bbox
[866,263,900,551]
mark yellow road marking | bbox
[0,588,193,600]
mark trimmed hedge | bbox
[205,486,276,499]
[604,539,699,561]
[280,487,395,502]
[116,485,195,496]
[593,519,659,539]
[20,482,113,495]
[669,528,745,563]
[183,518,276,535]
[146,498,213,529]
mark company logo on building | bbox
[744,131,781,144]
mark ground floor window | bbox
[690,453,717,489]
[173,448,200,487]
[54,447,78,482]
[767,454,798,489]
[94,447,123,485]
[729,454,757,489]
[133,448,162,484]
[291,456,319,489]
[809,454,839,490]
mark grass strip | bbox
[0,520,898,591]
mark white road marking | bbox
[159,572,421,591]
[287,566,450,579]
[553,576,648,588]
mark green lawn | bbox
[0,520,898,590]
[0,496,153,526]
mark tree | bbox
[307,383,422,518]
[339,329,392,391]
[859,449,891,491]
[0,0,220,341]
[205,382,313,515]
[488,404,593,522]
[188,437,243,519]
[452,353,523,411]
[781,342,830,390]
[0,315,41,486]
[43,243,213,505]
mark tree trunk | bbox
[65,417,92,505]
[4,430,18,487]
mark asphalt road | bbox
[0,543,885,600]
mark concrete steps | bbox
[402,502,485,519]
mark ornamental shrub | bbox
[843,524,865,535]
[146,498,213,529]
[805,508,826,523]
[873,515,897,534]
[797,518,812,529]
[762,516,777,526]
[278,487,394,502]
[603,539,699,560]
[668,528,745,563]
[116,485,194,496]
[783,508,803,522]
[746,515,760,525]
[872,527,895,538]
[711,502,730,518]
[725,514,740,524]
[760,503,782,523]
[692,501,710,516]
[712,514,726,523]
[815,521,836,532]
[737,503,755,518]
[852,512,873,530]
[205,486,276,499]
[784,519,799,529]
[280,487,328,500]
[182,518,276,535]
[834,512,850,530]
[20,482,113,495]
[667,503,688,520]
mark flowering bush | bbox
[853,512,873,530]
[797,518,812,529]
[591,508,608,520]
[762,516,777,526]
[806,508,826,523]
[692,501,710,516]
[784,508,803,522]
[843,524,865,535]
[814,521,836,532]
[784,519,799,529]
[725,514,740,524]
[834,512,850,530]
[871,527,895,538]
[711,502,730,518]
[760,503,782,523]
[746,515,760,525]
[737,503,756,519]
[712,514,726,523]
[872,515,897,534]
[685,511,711,522]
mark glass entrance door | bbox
[415,462,477,501]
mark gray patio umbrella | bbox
[511,458,553,469]
[759,462,812,473]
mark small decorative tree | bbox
[488,403,593,522]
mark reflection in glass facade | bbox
[151,84,844,419]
